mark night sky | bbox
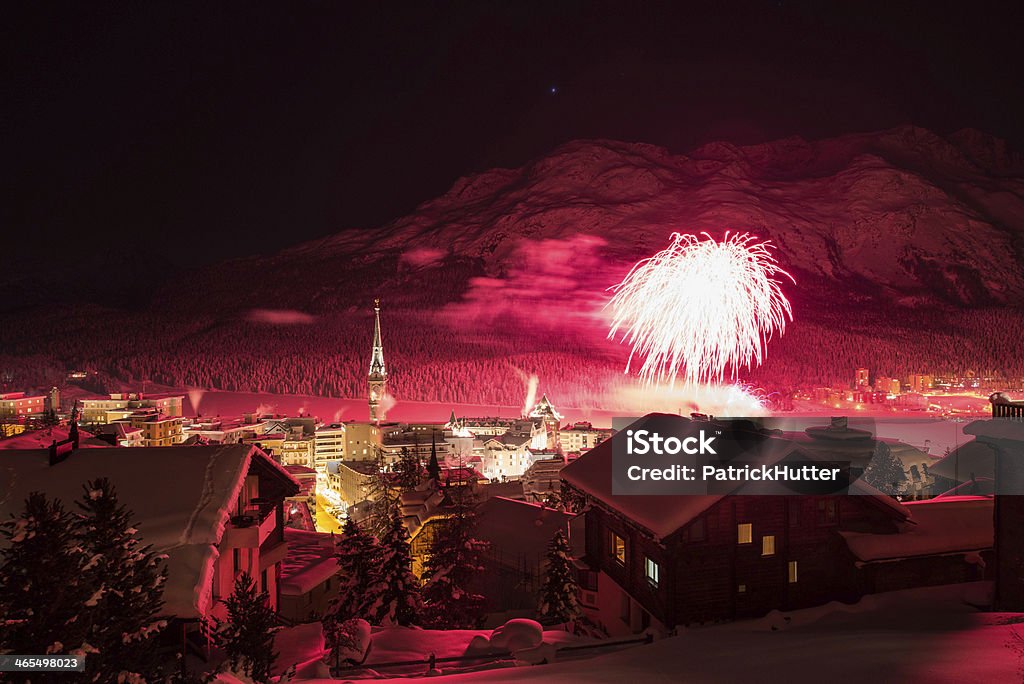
[4,1,1022,301]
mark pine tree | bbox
[542,485,562,510]
[394,446,422,491]
[426,433,442,484]
[862,441,907,496]
[421,489,489,629]
[324,518,380,629]
[537,530,581,626]
[366,447,400,539]
[366,509,422,627]
[216,572,279,683]
[74,478,168,682]
[0,492,90,657]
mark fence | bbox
[331,633,653,677]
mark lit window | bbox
[737,523,752,544]
[788,561,798,583]
[645,557,660,587]
[762,535,775,556]
[738,584,747,593]
[610,532,626,565]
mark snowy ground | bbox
[278,583,1020,683]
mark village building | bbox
[561,414,994,636]
[278,529,339,623]
[314,423,347,466]
[79,392,184,425]
[0,444,299,640]
[968,394,1024,611]
[474,497,574,626]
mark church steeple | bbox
[368,299,388,422]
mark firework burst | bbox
[607,231,794,387]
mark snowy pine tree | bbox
[393,446,423,491]
[74,478,168,682]
[0,492,91,657]
[862,441,907,496]
[426,433,442,484]
[537,530,581,626]
[367,450,400,539]
[323,517,380,630]
[366,509,422,627]
[215,572,279,683]
[421,489,489,629]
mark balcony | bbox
[225,498,279,548]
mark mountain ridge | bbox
[173,125,1024,314]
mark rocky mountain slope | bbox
[6,127,1024,407]
[173,125,1024,316]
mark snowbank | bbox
[273,622,325,676]
[341,583,1018,683]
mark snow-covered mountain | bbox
[181,125,1024,314]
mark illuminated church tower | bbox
[368,299,388,422]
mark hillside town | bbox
[1,303,1022,682]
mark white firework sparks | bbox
[607,231,794,387]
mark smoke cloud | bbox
[247,309,316,325]
[401,247,446,268]
[444,234,611,328]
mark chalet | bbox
[0,444,299,635]
[969,397,1024,610]
[561,414,993,636]
[279,529,339,623]
[474,497,574,626]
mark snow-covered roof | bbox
[279,529,338,596]
[840,496,993,563]
[561,414,909,540]
[0,425,108,450]
[560,415,724,540]
[475,497,574,560]
[0,444,273,619]
[965,418,1024,443]
[929,439,996,481]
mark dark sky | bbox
[4,1,1022,300]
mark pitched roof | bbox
[0,444,282,619]
[840,496,993,562]
[561,413,909,540]
[280,529,338,596]
[0,425,108,449]
[475,497,574,560]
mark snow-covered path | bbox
[291,584,1019,683]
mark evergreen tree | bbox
[561,487,588,514]
[0,492,90,656]
[366,509,422,626]
[324,518,380,627]
[394,446,422,491]
[421,489,489,629]
[862,441,907,496]
[426,433,442,484]
[537,530,581,626]
[74,478,168,682]
[215,572,279,683]
[542,485,562,510]
[367,449,400,539]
